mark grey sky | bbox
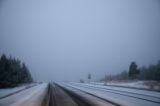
[0,0,160,82]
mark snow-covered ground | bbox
[0,83,37,99]
[60,82,160,106]
[59,83,115,106]
[0,83,47,106]
[73,82,160,98]
[92,80,160,91]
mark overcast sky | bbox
[0,0,160,82]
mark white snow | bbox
[94,81,160,91]
[0,83,36,98]
[76,83,160,98]
[59,82,160,106]
[0,83,47,106]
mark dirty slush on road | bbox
[41,83,117,106]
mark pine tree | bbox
[128,62,139,79]
[0,54,33,88]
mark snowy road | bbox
[0,83,47,106]
[59,82,160,106]
[0,83,116,106]
[1,82,160,106]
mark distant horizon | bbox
[0,0,160,82]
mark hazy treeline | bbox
[0,54,33,88]
[100,60,160,81]
[139,61,160,81]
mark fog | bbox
[0,0,160,82]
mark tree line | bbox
[100,60,160,82]
[0,54,33,88]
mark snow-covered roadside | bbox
[92,81,160,91]
[0,83,37,98]
[64,82,160,106]
[58,83,115,106]
[0,83,47,106]
[72,82,160,98]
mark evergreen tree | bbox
[128,62,139,79]
[0,54,33,88]
[155,61,160,80]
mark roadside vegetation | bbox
[0,54,33,88]
[100,61,160,82]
